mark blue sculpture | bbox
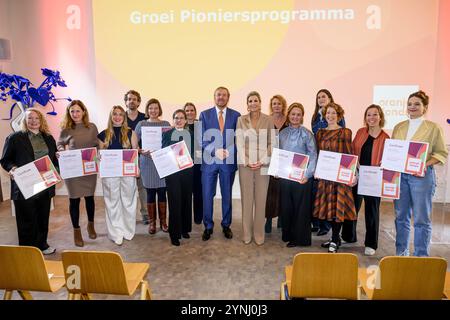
[0,68,71,120]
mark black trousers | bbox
[280,178,312,246]
[69,196,95,228]
[192,164,203,224]
[311,179,331,232]
[166,168,193,240]
[341,186,380,249]
[13,191,52,250]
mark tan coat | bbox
[236,113,275,167]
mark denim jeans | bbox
[394,166,436,257]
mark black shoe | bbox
[321,238,342,248]
[286,242,298,248]
[311,227,319,232]
[194,220,202,225]
[328,242,339,253]
[317,229,329,236]
[202,229,213,241]
[223,227,233,239]
[182,233,190,239]
[265,219,272,234]
[171,238,180,246]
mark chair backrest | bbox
[371,256,447,300]
[290,253,359,299]
[61,250,130,295]
[0,245,52,291]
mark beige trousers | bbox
[238,166,270,245]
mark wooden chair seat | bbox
[358,256,447,300]
[0,245,65,299]
[281,253,359,300]
[62,250,151,300]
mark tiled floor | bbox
[0,196,449,300]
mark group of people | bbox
[0,87,447,258]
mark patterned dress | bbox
[313,128,357,223]
[134,120,171,189]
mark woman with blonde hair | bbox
[1,108,58,254]
[57,100,99,247]
[264,95,288,234]
[98,106,139,245]
[236,91,274,245]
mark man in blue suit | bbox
[199,87,241,241]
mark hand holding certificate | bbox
[152,141,193,178]
[58,147,98,179]
[268,148,309,183]
[315,150,358,185]
[381,139,429,177]
[141,126,172,152]
[99,149,139,177]
[13,156,61,199]
[357,166,401,199]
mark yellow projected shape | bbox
[93,0,292,104]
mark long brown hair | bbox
[311,89,334,125]
[21,108,52,135]
[60,100,91,129]
[104,106,131,148]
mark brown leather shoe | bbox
[158,202,168,233]
[87,221,97,239]
[147,203,157,234]
[74,228,84,247]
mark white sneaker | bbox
[364,247,376,256]
[114,237,123,246]
[42,246,56,255]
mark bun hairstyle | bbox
[408,90,429,107]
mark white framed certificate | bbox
[13,155,62,199]
[268,148,309,182]
[152,141,194,178]
[141,126,171,152]
[381,139,429,177]
[99,149,139,178]
[315,150,358,185]
[357,166,401,199]
[58,148,98,179]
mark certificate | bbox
[13,156,62,199]
[268,148,309,182]
[357,166,401,199]
[381,139,429,177]
[152,141,194,178]
[58,148,98,179]
[315,150,358,185]
[141,126,171,152]
[99,149,139,177]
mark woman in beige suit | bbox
[236,91,274,245]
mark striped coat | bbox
[313,128,357,223]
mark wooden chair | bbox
[0,245,65,300]
[61,250,151,300]
[280,253,360,300]
[445,272,450,299]
[358,256,447,300]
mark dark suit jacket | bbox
[198,107,241,172]
[1,131,58,200]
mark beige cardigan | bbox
[392,119,448,164]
